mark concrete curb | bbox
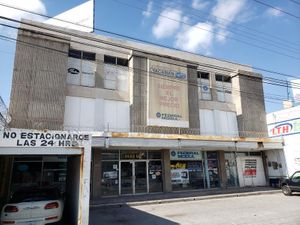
[90,190,281,208]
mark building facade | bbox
[6,19,283,200]
[267,105,300,180]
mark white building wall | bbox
[64,96,129,131]
[199,109,238,137]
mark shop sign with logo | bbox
[147,60,189,128]
[268,118,300,137]
[170,150,202,161]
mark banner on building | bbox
[147,60,189,127]
[291,79,300,103]
[268,118,300,137]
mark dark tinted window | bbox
[215,74,223,81]
[198,72,209,79]
[68,49,81,59]
[11,188,60,203]
[117,58,128,67]
[104,55,116,64]
[83,52,96,61]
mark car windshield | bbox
[10,188,60,203]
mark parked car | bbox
[1,186,64,225]
[281,171,300,195]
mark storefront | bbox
[99,150,163,196]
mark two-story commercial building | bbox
[3,19,283,202]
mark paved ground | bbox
[89,193,300,225]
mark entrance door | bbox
[120,161,147,195]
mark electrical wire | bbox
[111,0,300,60]
[252,0,300,19]
[0,29,297,107]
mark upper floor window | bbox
[215,74,232,103]
[197,71,211,100]
[67,49,96,87]
[104,55,128,67]
[103,55,129,91]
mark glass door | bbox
[120,161,133,195]
[120,161,148,195]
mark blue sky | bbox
[0,0,299,113]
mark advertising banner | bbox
[268,117,300,137]
[147,60,189,127]
[243,159,257,177]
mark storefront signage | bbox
[268,118,300,137]
[0,129,90,147]
[170,150,202,161]
[147,60,189,128]
[171,169,189,184]
[243,159,257,177]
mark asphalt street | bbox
[89,193,300,225]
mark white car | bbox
[1,187,64,225]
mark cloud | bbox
[142,1,153,18]
[152,8,182,39]
[266,8,282,17]
[0,0,46,37]
[191,0,210,10]
[0,0,46,22]
[175,22,213,53]
[211,0,247,43]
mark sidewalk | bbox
[90,186,281,208]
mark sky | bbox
[0,0,299,113]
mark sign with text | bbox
[243,159,257,177]
[170,150,202,161]
[0,129,91,147]
[268,118,300,137]
[147,60,189,127]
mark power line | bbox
[0,13,300,98]
[0,29,298,106]
[111,0,300,61]
[253,0,300,19]
[289,0,300,6]
[0,1,300,65]
[140,0,300,54]
[1,17,300,86]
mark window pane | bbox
[117,58,128,67]
[198,72,209,79]
[68,49,81,59]
[101,161,119,196]
[83,52,96,61]
[148,161,163,193]
[104,55,116,64]
[215,74,223,81]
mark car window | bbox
[291,172,300,182]
[10,188,60,203]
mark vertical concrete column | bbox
[218,151,227,188]
[92,149,102,199]
[129,54,148,131]
[210,72,218,101]
[232,70,268,138]
[95,54,105,89]
[162,149,172,192]
[187,65,200,134]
